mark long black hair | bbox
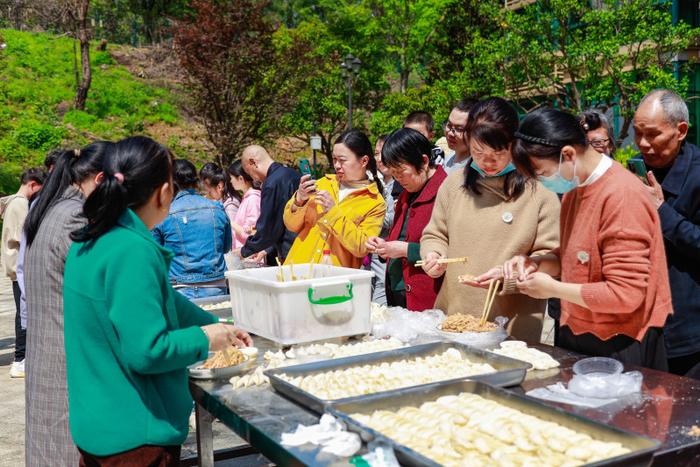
[463,97,528,201]
[512,108,588,178]
[25,141,115,247]
[381,127,436,171]
[201,162,240,202]
[71,136,173,242]
[334,129,383,195]
[228,159,254,184]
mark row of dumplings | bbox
[278,348,496,400]
[351,392,630,467]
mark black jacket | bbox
[240,162,300,261]
[655,142,700,358]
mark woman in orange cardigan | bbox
[283,129,386,268]
[503,108,672,370]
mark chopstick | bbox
[480,280,501,326]
[415,256,468,267]
[275,258,285,282]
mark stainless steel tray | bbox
[265,342,531,414]
[328,380,660,467]
[190,294,231,311]
[188,353,256,380]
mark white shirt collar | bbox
[579,155,613,187]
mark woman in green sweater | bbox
[63,136,252,465]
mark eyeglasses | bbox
[442,122,466,135]
[588,138,609,148]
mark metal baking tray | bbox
[190,294,231,311]
[328,380,660,467]
[188,352,256,380]
[264,342,531,414]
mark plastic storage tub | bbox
[225,264,373,345]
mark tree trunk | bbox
[74,0,92,111]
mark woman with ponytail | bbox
[503,108,671,369]
[63,136,252,465]
[283,129,386,268]
[24,141,113,467]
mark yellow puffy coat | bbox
[283,175,386,268]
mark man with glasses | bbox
[442,98,477,175]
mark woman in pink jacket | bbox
[228,160,261,250]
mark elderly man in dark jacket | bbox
[239,145,300,264]
[634,89,700,378]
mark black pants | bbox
[668,350,700,379]
[558,325,667,371]
[12,280,25,362]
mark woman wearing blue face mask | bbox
[503,108,672,370]
[421,97,560,341]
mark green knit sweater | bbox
[63,209,218,455]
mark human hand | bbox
[460,266,504,288]
[376,240,408,259]
[248,250,267,264]
[503,255,538,282]
[365,236,383,253]
[516,272,558,299]
[201,323,251,351]
[314,190,335,214]
[421,251,447,278]
[296,174,317,203]
[645,171,664,209]
[232,248,242,258]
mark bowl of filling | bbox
[188,346,259,379]
[435,314,508,349]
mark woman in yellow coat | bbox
[284,129,386,268]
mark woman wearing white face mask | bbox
[504,108,672,369]
[420,97,560,341]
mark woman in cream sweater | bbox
[420,97,560,341]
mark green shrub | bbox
[13,119,66,151]
[614,145,638,166]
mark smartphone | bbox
[627,158,649,186]
[299,159,312,176]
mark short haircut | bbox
[639,89,689,125]
[403,111,434,133]
[453,97,478,114]
[21,167,47,185]
[381,128,435,171]
[173,159,199,191]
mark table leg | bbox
[195,403,215,467]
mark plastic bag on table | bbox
[350,441,400,467]
[371,307,445,344]
[434,316,509,349]
[568,370,643,398]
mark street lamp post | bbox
[340,53,361,129]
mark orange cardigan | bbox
[557,162,672,341]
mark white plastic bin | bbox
[225,264,373,345]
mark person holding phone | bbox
[503,107,672,370]
[283,129,386,268]
[633,89,700,378]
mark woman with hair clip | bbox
[504,108,672,369]
[228,159,261,250]
[283,129,386,268]
[420,97,560,341]
[200,161,241,227]
[366,128,448,310]
[581,110,616,156]
[63,136,252,465]
[23,141,114,467]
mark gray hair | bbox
[638,89,689,125]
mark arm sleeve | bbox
[283,193,310,233]
[420,182,451,258]
[173,291,219,328]
[152,221,165,245]
[241,179,291,257]
[407,242,421,263]
[580,194,652,314]
[530,189,561,256]
[220,209,232,252]
[658,200,700,260]
[317,199,386,258]
[106,243,210,374]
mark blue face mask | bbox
[538,154,579,194]
[471,161,517,178]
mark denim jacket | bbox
[153,189,232,284]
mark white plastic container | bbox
[225,264,373,345]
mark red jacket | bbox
[386,165,447,311]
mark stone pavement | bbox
[0,275,270,467]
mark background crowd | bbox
[0,87,699,465]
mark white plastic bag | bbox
[568,370,643,398]
[371,307,445,344]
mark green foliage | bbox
[614,145,639,167]
[0,28,184,168]
[0,162,22,196]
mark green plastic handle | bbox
[307,283,354,305]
